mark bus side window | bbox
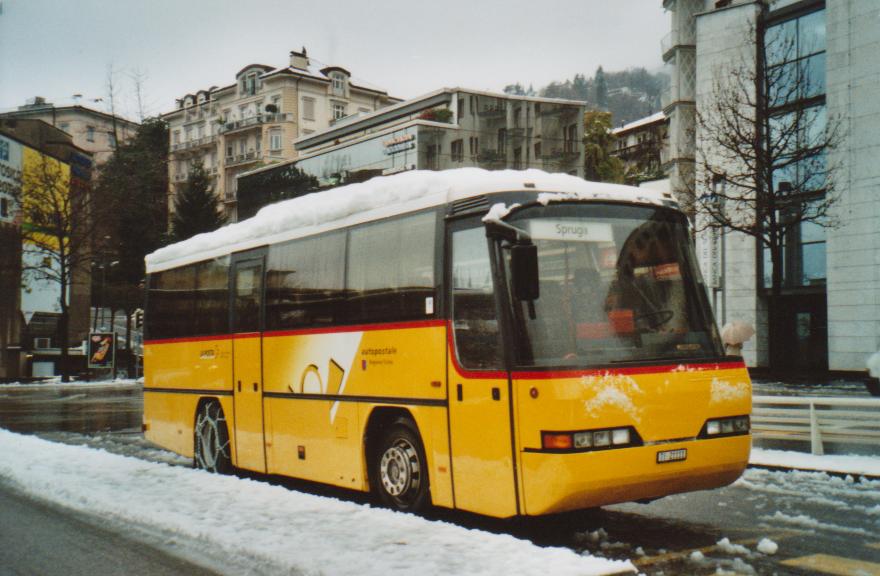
[346,211,436,324]
[148,265,196,339]
[451,227,501,369]
[266,231,346,329]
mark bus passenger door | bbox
[446,224,519,517]
[231,253,266,473]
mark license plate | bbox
[657,448,687,464]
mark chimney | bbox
[290,46,309,70]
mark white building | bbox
[233,88,586,220]
[663,0,880,377]
[162,48,399,222]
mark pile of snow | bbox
[750,448,880,478]
[147,168,667,272]
[0,377,139,390]
[715,537,750,556]
[0,429,634,576]
[756,538,778,555]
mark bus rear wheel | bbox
[372,420,429,513]
[194,401,232,474]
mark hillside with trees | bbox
[504,66,669,126]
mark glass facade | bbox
[763,6,827,289]
[296,125,420,186]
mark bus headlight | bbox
[701,416,750,438]
[542,426,641,452]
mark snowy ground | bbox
[0,429,633,576]
[2,377,880,575]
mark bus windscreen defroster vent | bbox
[451,195,489,215]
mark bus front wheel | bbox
[372,420,430,513]
[194,401,233,474]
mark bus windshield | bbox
[504,202,723,367]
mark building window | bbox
[451,139,464,162]
[426,144,439,170]
[59,122,70,134]
[1,197,8,218]
[302,97,315,121]
[497,128,507,152]
[270,129,282,151]
[331,73,346,95]
[535,141,542,159]
[469,136,479,156]
[332,102,346,121]
[762,7,827,289]
[513,147,522,170]
[458,98,465,119]
[242,73,258,96]
[564,124,578,153]
[255,135,262,154]
[108,132,117,149]
[86,126,95,142]
[226,144,233,159]
[173,130,180,145]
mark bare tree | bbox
[694,18,842,370]
[130,68,150,122]
[14,152,107,381]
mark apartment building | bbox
[610,111,669,185]
[162,48,399,222]
[0,97,139,166]
[663,0,880,378]
[234,88,585,219]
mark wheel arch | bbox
[363,407,417,476]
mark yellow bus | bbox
[143,169,751,518]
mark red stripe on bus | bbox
[509,361,746,380]
[263,319,446,338]
[446,321,744,378]
[144,319,446,346]
[143,333,233,345]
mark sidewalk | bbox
[749,448,880,480]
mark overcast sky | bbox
[0,0,668,121]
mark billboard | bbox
[88,332,115,369]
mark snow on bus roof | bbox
[146,168,671,273]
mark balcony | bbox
[218,113,294,135]
[476,149,506,164]
[224,151,260,168]
[477,103,507,119]
[538,105,578,118]
[541,148,580,164]
[171,134,218,153]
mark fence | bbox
[751,395,880,455]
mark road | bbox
[0,381,878,576]
[0,486,219,576]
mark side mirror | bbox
[510,243,539,301]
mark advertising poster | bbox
[88,332,115,369]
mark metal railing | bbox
[171,134,218,152]
[752,395,880,455]
[218,113,294,134]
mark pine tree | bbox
[170,162,225,242]
[582,111,624,183]
[594,66,608,109]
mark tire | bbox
[371,419,430,513]
[194,401,233,474]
